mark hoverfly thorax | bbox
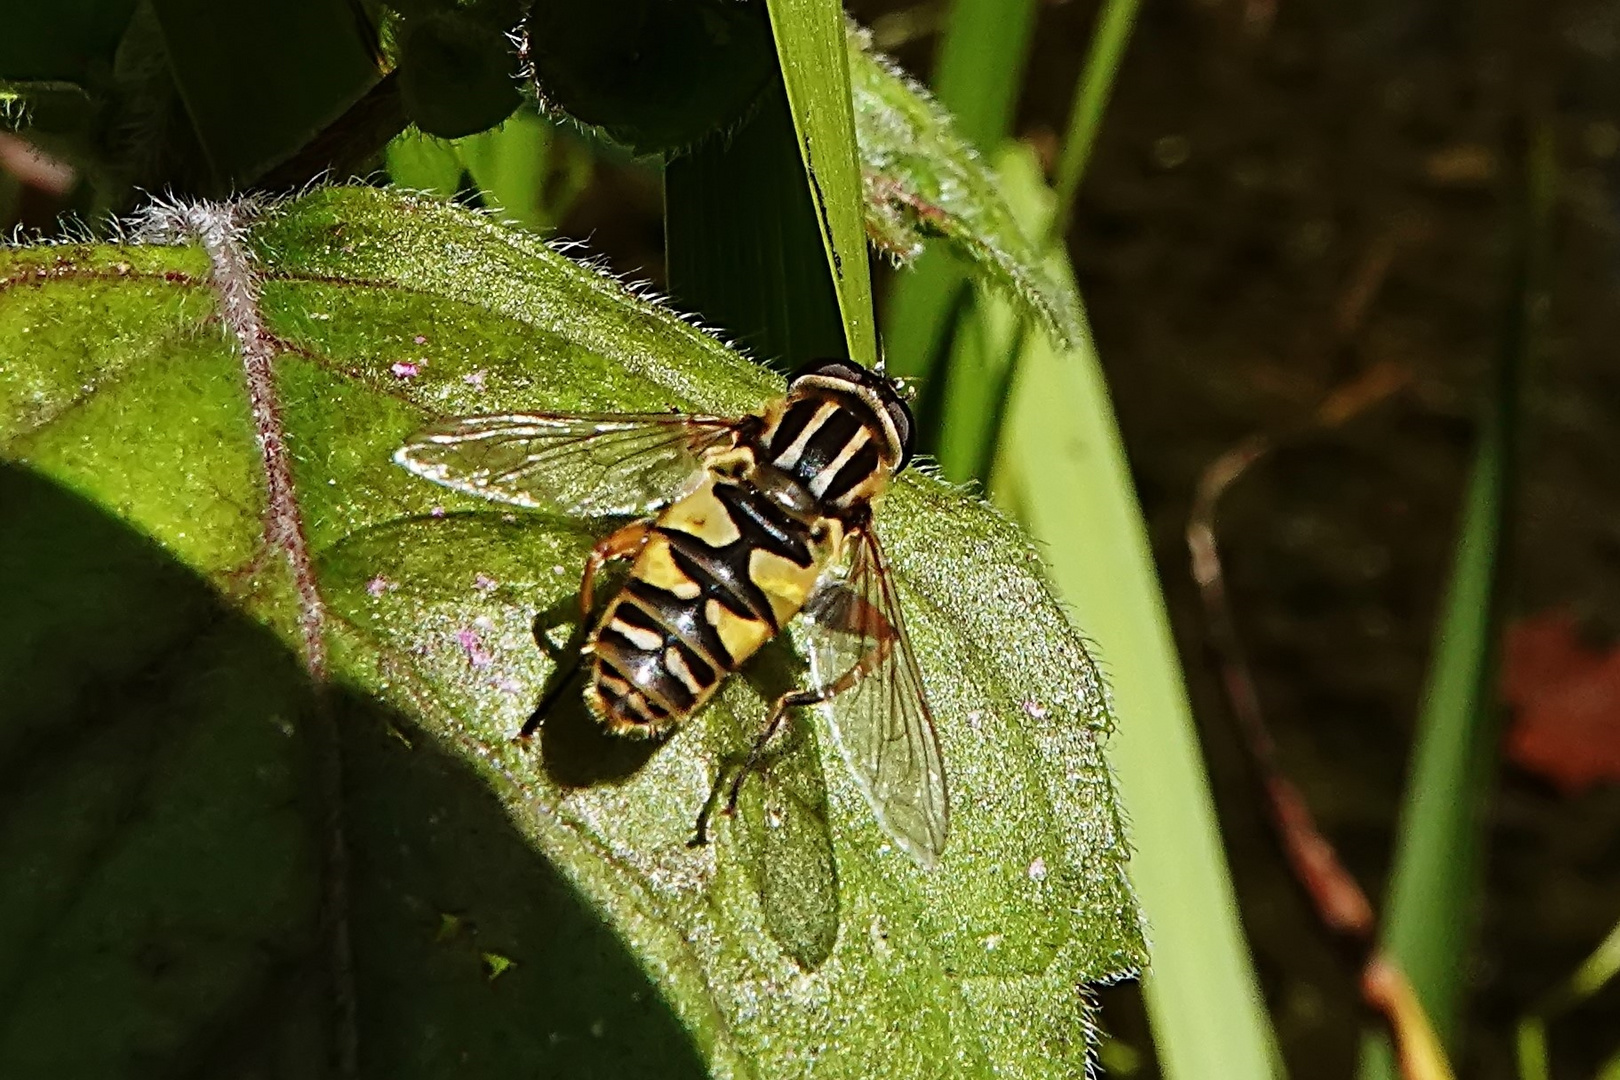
[395,356,948,868]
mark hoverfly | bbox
[394,358,948,867]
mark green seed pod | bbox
[522,0,774,157]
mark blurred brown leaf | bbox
[1502,612,1620,794]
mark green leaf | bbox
[396,8,521,140]
[146,0,381,188]
[764,0,879,367]
[385,112,596,232]
[521,0,775,157]
[384,127,467,197]
[849,25,1083,351]
[0,186,1144,1077]
[456,111,592,232]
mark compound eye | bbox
[885,398,915,471]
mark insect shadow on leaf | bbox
[522,549,840,965]
[694,636,842,970]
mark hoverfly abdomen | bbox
[588,587,722,737]
[585,472,835,736]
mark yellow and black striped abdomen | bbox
[585,474,837,736]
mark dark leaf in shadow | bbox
[0,462,708,1079]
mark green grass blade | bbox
[1515,899,1620,1077]
[1051,0,1141,239]
[929,0,1040,151]
[1355,447,1505,1070]
[1514,1021,1550,1080]
[988,142,1281,1080]
[1357,124,1551,1080]
[879,0,1038,384]
[761,0,877,366]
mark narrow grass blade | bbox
[762,0,877,365]
[1357,124,1551,1080]
[1515,907,1620,1077]
[1051,0,1142,238]
[985,142,1281,1080]
[1354,446,1506,1073]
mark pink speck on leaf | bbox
[494,675,524,694]
[1022,699,1049,720]
[390,361,420,379]
[474,573,498,593]
[456,628,494,669]
[430,505,446,518]
[413,334,428,345]
[463,370,487,390]
[366,575,391,597]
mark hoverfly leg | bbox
[722,688,824,816]
[519,657,586,740]
[578,519,654,622]
[722,594,898,815]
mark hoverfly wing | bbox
[801,525,948,868]
[394,412,744,517]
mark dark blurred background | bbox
[7,0,1619,1074]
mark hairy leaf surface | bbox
[0,187,1142,1078]
[849,26,1084,349]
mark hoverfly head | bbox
[791,357,916,473]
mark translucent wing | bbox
[394,412,744,516]
[801,524,948,868]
